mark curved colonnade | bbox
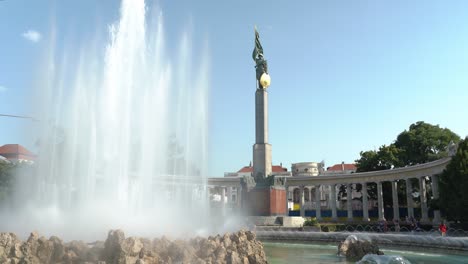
[208,157,451,224]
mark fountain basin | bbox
[257,230,468,252]
[263,241,468,264]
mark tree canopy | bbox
[356,121,460,172]
[439,137,468,222]
[0,162,15,203]
[395,121,460,165]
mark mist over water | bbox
[2,0,215,240]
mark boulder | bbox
[0,229,268,264]
[49,236,65,262]
[338,235,383,262]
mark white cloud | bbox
[0,85,7,93]
[22,30,42,43]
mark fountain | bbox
[1,0,213,240]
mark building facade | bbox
[0,144,36,164]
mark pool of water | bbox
[263,242,468,264]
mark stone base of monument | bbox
[244,187,287,216]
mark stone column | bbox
[221,187,226,215]
[431,175,441,225]
[308,187,312,203]
[237,186,242,208]
[419,177,429,223]
[299,185,305,217]
[405,178,414,218]
[253,89,272,178]
[221,187,226,203]
[377,181,385,221]
[315,185,322,220]
[227,187,232,205]
[330,184,338,221]
[362,182,369,221]
[391,181,400,221]
[285,185,289,214]
[347,184,353,221]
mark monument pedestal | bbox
[244,187,287,216]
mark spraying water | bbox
[2,0,212,240]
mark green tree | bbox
[439,138,468,222]
[356,145,402,173]
[0,162,14,203]
[395,121,460,165]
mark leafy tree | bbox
[439,138,468,221]
[0,162,14,203]
[395,121,460,165]
[355,150,380,172]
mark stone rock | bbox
[121,237,144,257]
[36,236,54,263]
[226,251,242,264]
[66,240,90,261]
[0,229,268,264]
[103,229,126,263]
[338,235,383,261]
[11,243,23,259]
[0,232,20,260]
[49,236,65,262]
[87,241,105,262]
[198,239,217,259]
[62,249,78,263]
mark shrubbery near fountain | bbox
[0,230,267,264]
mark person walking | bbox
[439,222,447,237]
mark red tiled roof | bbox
[327,163,357,171]
[0,144,36,157]
[237,165,287,173]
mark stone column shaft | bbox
[377,182,385,221]
[347,184,353,221]
[237,186,242,208]
[362,182,369,221]
[330,184,337,221]
[405,178,414,218]
[227,187,232,205]
[391,181,400,221]
[315,185,322,220]
[431,175,441,225]
[255,89,268,143]
[252,89,272,179]
[419,177,429,223]
[222,188,226,204]
[299,185,305,217]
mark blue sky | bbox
[1,0,468,177]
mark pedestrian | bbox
[439,222,447,237]
[394,219,400,232]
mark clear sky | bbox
[1,0,468,177]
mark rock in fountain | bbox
[338,235,383,262]
[0,230,268,264]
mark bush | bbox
[321,224,336,232]
[303,217,320,227]
[320,223,346,232]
